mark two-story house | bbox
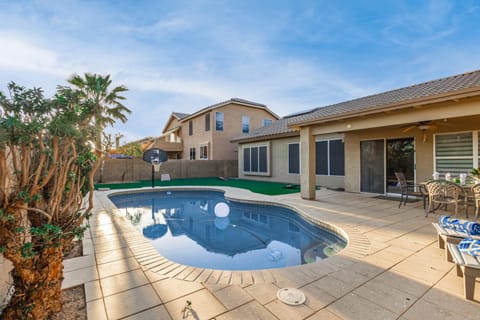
[155,98,279,160]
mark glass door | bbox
[386,138,415,194]
[360,140,385,193]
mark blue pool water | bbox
[109,190,346,270]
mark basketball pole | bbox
[151,163,155,188]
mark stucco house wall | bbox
[211,104,277,160]
[237,134,345,188]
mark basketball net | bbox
[152,161,162,172]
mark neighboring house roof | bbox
[180,98,280,122]
[172,112,190,119]
[289,69,480,126]
[231,117,299,143]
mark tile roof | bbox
[231,117,299,142]
[289,69,480,125]
[233,69,480,143]
[172,112,190,119]
[181,98,278,121]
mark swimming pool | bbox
[109,190,346,271]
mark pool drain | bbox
[277,288,306,305]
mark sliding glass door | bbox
[360,140,384,193]
[361,138,415,194]
[386,138,415,194]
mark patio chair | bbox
[472,183,480,219]
[394,172,427,209]
[447,241,480,300]
[426,180,468,218]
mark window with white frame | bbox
[215,112,224,131]
[435,131,479,174]
[242,116,249,133]
[188,120,193,136]
[243,144,269,174]
[263,119,273,126]
[189,147,196,160]
[288,143,300,174]
[315,139,345,176]
[200,145,208,160]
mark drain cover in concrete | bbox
[277,288,306,305]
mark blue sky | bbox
[1,0,480,143]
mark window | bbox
[315,139,345,176]
[288,143,300,174]
[243,144,269,174]
[189,147,196,160]
[435,131,479,173]
[188,120,193,136]
[242,116,249,133]
[200,145,208,160]
[263,119,273,126]
[215,112,224,131]
[205,113,210,131]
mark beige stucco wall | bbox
[175,103,277,161]
[211,104,277,160]
[236,97,480,196]
[307,97,480,193]
[238,134,345,188]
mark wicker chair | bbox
[427,180,468,218]
[394,172,427,209]
[472,183,480,219]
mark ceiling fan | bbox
[401,120,452,142]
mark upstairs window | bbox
[315,139,345,176]
[200,145,208,160]
[205,113,210,131]
[215,112,224,131]
[263,119,273,126]
[189,147,196,160]
[188,120,193,136]
[288,143,300,174]
[242,116,250,133]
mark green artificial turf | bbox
[95,177,300,196]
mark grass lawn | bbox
[95,177,301,196]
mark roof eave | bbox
[232,131,299,143]
[180,100,278,122]
[289,86,480,128]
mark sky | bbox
[1,0,480,144]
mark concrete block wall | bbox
[95,158,238,183]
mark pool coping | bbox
[94,186,370,285]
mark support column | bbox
[300,126,316,200]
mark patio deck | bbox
[64,187,480,320]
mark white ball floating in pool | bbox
[214,202,230,218]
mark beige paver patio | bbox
[62,187,480,319]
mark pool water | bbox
[109,190,346,270]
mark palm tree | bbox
[68,73,131,152]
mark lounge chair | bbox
[432,216,480,262]
[447,241,480,300]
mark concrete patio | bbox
[63,187,480,320]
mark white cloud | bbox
[0,31,62,76]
